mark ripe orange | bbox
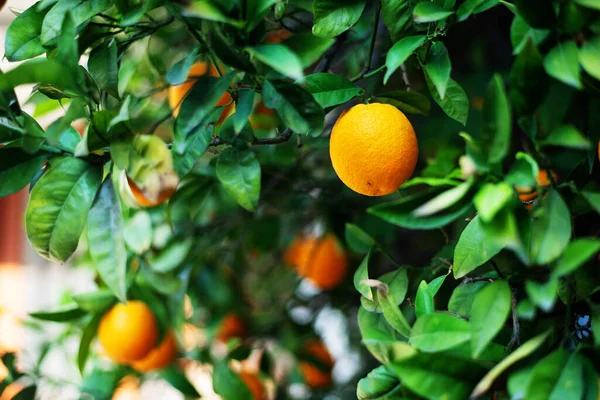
[299,341,334,389]
[239,371,265,400]
[330,103,418,196]
[126,176,176,208]
[131,331,177,372]
[516,169,558,209]
[98,301,159,364]
[167,62,233,123]
[216,313,246,343]
[285,233,348,290]
[264,29,292,44]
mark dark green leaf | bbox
[312,0,367,37]
[282,33,335,68]
[540,125,590,149]
[173,124,215,177]
[513,0,555,29]
[357,365,403,400]
[454,216,504,278]
[41,0,112,44]
[525,351,584,400]
[234,89,255,133]
[470,280,511,358]
[213,361,253,400]
[380,0,413,43]
[413,2,454,23]
[123,211,153,254]
[262,80,324,135]
[247,44,304,80]
[345,223,376,253]
[87,177,127,302]
[425,74,469,125]
[160,366,201,397]
[88,40,119,99]
[72,289,116,313]
[375,91,431,116]
[29,304,86,322]
[456,0,499,21]
[448,282,489,317]
[57,13,78,67]
[510,15,549,55]
[166,49,200,85]
[26,157,102,262]
[5,5,48,61]
[483,74,511,164]
[216,148,261,211]
[354,250,373,299]
[474,183,514,222]
[543,41,582,89]
[509,39,547,115]
[78,313,102,373]
[302,73,362,108]
[525,278,558,312]
[383,35,427,84]
[410,312,471,352]
[424,42,452,99]
[553,238,600,278]
[0,148,47,197]
[415,280,434,317]
[0,59,79,94]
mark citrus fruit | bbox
[299,341,334,389]
[239,371,265,400]
[131,331,177,372]
[98,301,159,364]
[285,233,348,290]
[167,62,233,123]
[126,176,176,208]
[516,169,558,209]
[249,102,277,131]
[264,29,292,44]
[216,313,246,343]
[330,103,418,196]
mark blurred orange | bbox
[216,313,246,343]
[131,331,177,372]
[299,341,334,389]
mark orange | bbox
[216,313,246,343]
[516,169,558,209]
[330,103,418,196]
[127,176,175,207]
[249,102,277,130]
[299,341,334,389]
[285,233,348,290]
[239,371,265,400]
[264,29,292,44]
[167,62,233,123]
[98,301,159,364]
[131,331,177,372]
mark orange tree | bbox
[1,0,600,399]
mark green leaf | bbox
[409,312,471,352]
[390,352,487,400]
[483,74,511,164]
[525,278,558,312]
[0,59,79,94]
[357,365,403,400]
[262,80,324,135]
[312,0,367,38]
[470,280,511,358]
[575,0,600,10]
[553,238,600,277]
[160,367,201,397]
[529,189,572,265]
[513,0,555,29]
[282,33,335,68]
[166,49,200,85]
[173,124,215,177]
[540,125,590,149]
[29,304,86,322]
[188,1,244,27]
[428,274,447,296]
[345,223,376,253]
[413,2,454,23]
[415,280,434,317]
[471,331,550,398]
[4,5,48,61]
[413,179,473,217]
[380,0,413,43]
[580,37,600,81]
[247,44,304,80]
[448,282,489,317]
[380,268,409,306]
[456,0,499,21]
[425,74,469,125]
[124,211,153,254]
[88,40,119,99]
[354,250,373,299]
[582,191,600,214]
[377,285,411,338]
[41,0,112,44]
[383,36,427,85]
[78,313,102,373]
[423,42,452,99]
[525,351,584,400]
[474,183,514,222]
[234,89,255,134]
[369,188,472,230]
[509,39,547,115]
[26,157,102,262]
[301,73,362,108]
[507,367,534,400]
[213,361,253,400]
[57,12,78,67]
[543,41,582,89]
[174,73,236,149]
[454,216,504,278]
[374,91,431,116]
[72,289,115,313]
[510,15,549,55]
[358,306,398,363]
[148,238,193,273]
[87,178,127,302]
[0,149,47,197]
[216,148,261,211]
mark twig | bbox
[506,288,521,353]
[462,276,497,284]
[313,32,347,73]
[441,310,469,321]
[490,259,505,279]
[400,63,412,91]
[350,65,385,82]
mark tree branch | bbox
[506,287,521,353]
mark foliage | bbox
[1,0,600,399]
